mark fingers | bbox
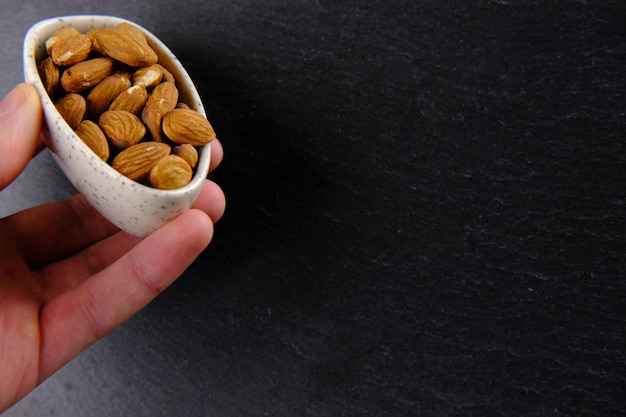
[1,194,119,269]
[193,179,226,222]
[209,138,223,172]
[23,178,224,300]
[0,84,43,190]
[3,176,225,270]
[37,208,213,382]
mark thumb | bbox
[0,83,43,190]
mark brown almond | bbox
[93,28,158,67]
[154,63,175,83]
[141,82,179,141]
[45,28,82,55]
[99,110,146,149]
[50,31,92,66]
[146,81,179,112]
[86,29,105,55]
[115,22,149,44]
[75,120,110,161]
[109,85,149,114]
[141,105,165,142]
[162,108,216,146]
[149,155,193,189]
[60,57,115,93]
[111,142,171,181]
[172,144,198,169]
[86,73,132,118]
[54,93,86,128]
[38,57,60,97]
[132,64,163,88]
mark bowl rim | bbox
[23,14,212,198]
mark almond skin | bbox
[93,28,158,67]
[132,64,163,88]
[112,142,171,181]
[38,57,60,97]
[75,120,110,161]
[162,108,216,146]
[115,22,149,43]
[149,155,193,189]
[146,81,179,112]
[55,93,86,128]
[45,28,82,54]
[61,57,115,93]
[50,31,92,66]
[172,144,199,169]
[142,82,179,141]
[86,73,132,119]
[109,85,149,114]
[99,110,146,150]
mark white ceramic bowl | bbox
[23,15,211,237]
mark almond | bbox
[172,144,198,169]
[149,155,193,189]
[115,22,150,44]
[86,29,105,55]
[155,63,175,83]
[50,31,92,66]
[60,57,115,93]
[146,81,179,112]
[93,28,158,67]
[109,85,149,114]
[141,105,166,143]
[99,110,146,149]
[38,57,60,97]
[142,82,179,141]
[132,64,163,88]
[111,141,171,181]
[75,120,110,161]
[54,93,86,128]
[86,73,132,118]
[162,108,216,146]
[45,28,82,54]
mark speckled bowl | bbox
[23,15,211,237]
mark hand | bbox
[0,84,226,411]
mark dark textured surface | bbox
[1,1,625,416]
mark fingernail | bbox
[0,85,27,118]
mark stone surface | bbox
[1,1,624,416]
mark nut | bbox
[162,108,216,146]
[38,21,219,190]
[172,144,198,169]
[74,120,110,161]
[92,27,158,67]
[132,64,163,88]
[146,81,179,112]
[60,57,115,93]
[111,141,171,181]
[45,28,82,54]
[54,93,86,128]
[50,30,92,66]
[109,85,149,114]
[149,155,193,189]
[38,57,60,97]
[86,72,132,119]
[99,110,146,149]
[142,81,179,141]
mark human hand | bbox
[0,84,226,411]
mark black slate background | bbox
[1,1,625,416]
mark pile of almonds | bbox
[38,22,215,190]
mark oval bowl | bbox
[23,15,211,237]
